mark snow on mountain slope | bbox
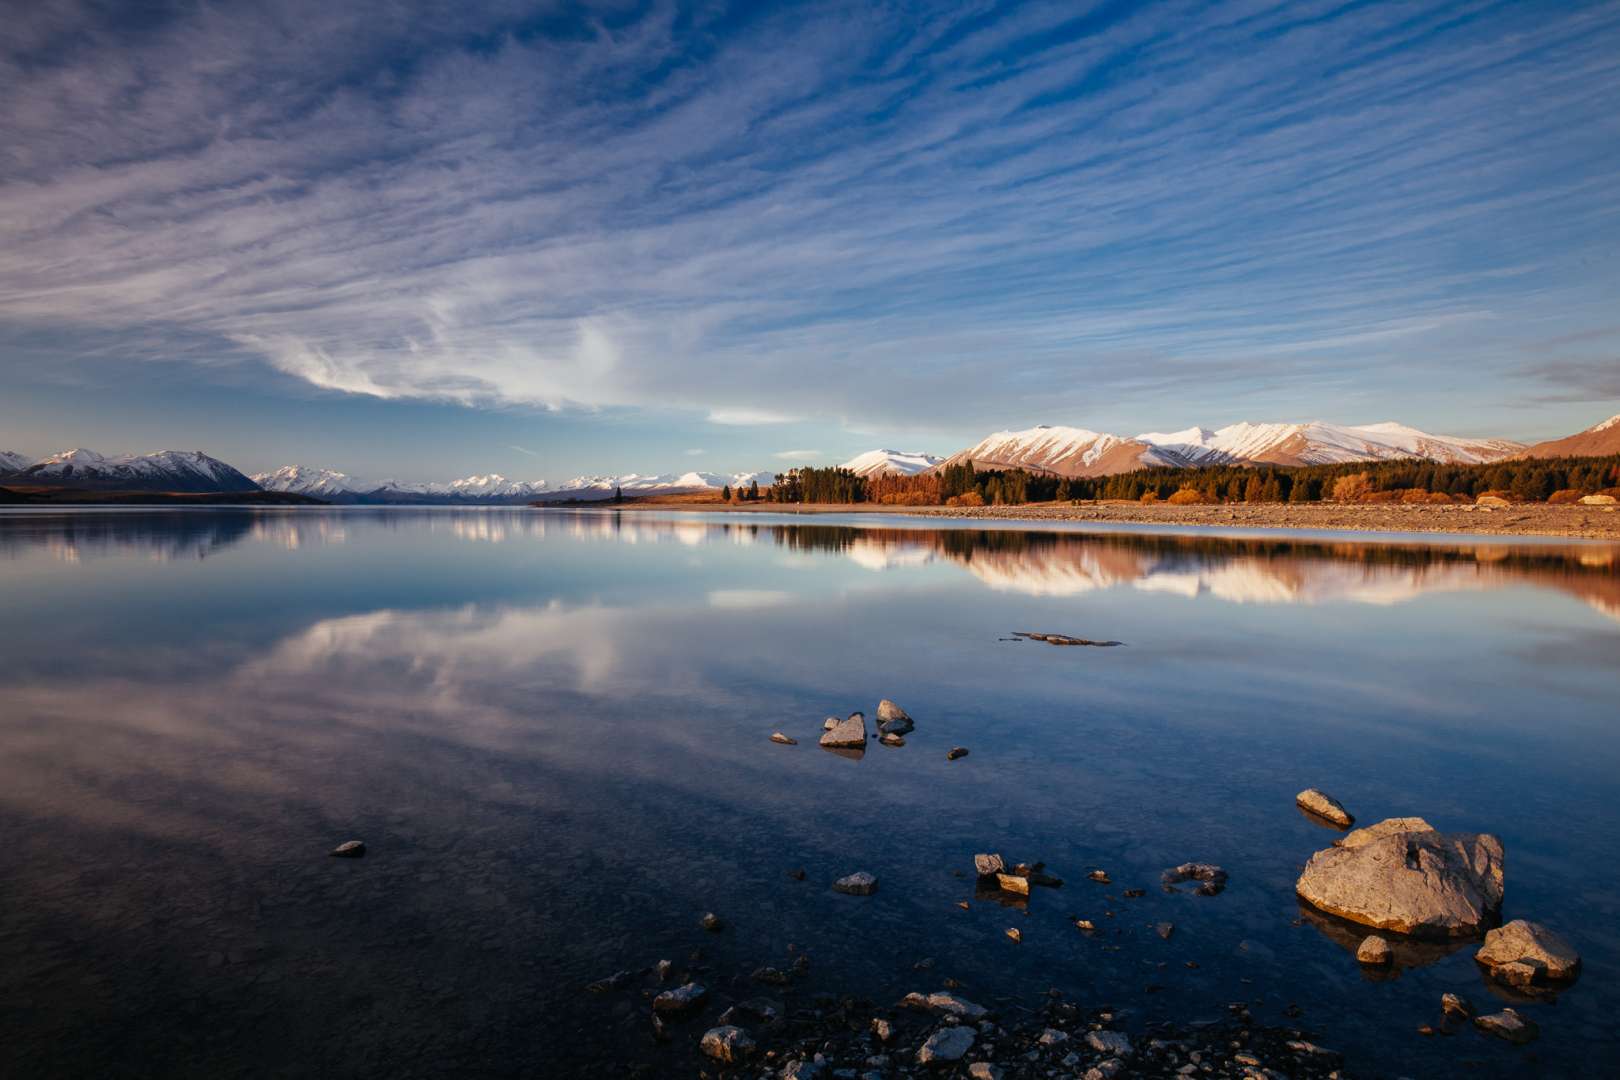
[14,449,261,492]
[533,470,776,500]
[0,450,32,475]
[1135,421,1524,467]
[840,449,945,477]
[253,465,368,498]
[941,425,1161,477]
[1521,413,1620,459]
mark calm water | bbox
[1,508,1617,1078]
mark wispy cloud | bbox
[507,444,541,458]
[772,449,822,461]
[683,448,706,456]
[2,0,1618,432]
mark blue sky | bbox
[2,0,1618,482]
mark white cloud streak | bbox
[1,0,1618,429]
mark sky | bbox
[1,0,1618,483]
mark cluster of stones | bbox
[1289,794,1581,1045]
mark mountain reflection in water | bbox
[1,508,1617,1078]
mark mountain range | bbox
[2,414,1615,501]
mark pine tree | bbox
[721,484,732,502]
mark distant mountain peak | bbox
[840,449,945,477]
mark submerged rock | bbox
[833,872,878,895]
[1296,788,1354,828]
[699,1024,756,1063]
[329,840,366,858]
[879,732,906,746]
[946,746,969,760]
[770,731,799,745]
[820,713,867,749]
[652,982,707,1014]
[917,1025,975,1064]
[700,911,724,932]
[1476,919,1580,983]
[1440,992,1474,1019]
[1294,817,1504,937]
[1161,862,1226,895]
[1356,935,1393,965]
[1474,1007,1538,1044]
[1155,921,1175,941]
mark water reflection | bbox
[1,509,1618,1077]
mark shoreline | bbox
[608,498,1620,541]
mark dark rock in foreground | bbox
[652,981,707,1014]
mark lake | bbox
[1,507,1616,1078]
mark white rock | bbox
[833,871,878,895]
[917,1025,975,1064]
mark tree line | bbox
[760,454,1620,506]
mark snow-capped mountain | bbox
[531,470,775,501]
[9,449,260,492]
[941,425,1165,477]
[252,465,368,499]
[0,450,33,475]
[1134,421,1524,467]
[1521,414,1620,459]
[942,421,1526,477]
[840,449,945,477]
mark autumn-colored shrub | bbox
[1359,490,1402,503]
[1139,491,1159,504]
[1399,489,1432,504]
[1547,489,1586,504]
[1166,488,1205,505]
[1476,489,1515,503]
[1331,472,1373,502]
[945,491,985,507]
[1423,491,1455,504]
[879,491,932,506]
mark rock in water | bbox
[946,746,969,760]
[1086,1030,1134,1056]
[877,699,912,724]
[823,716,840,730]
[879,732,906,746]
[700,911,724,932]
[974,853,1005,876]
[1160,863,1225,894]
[770,731,798,745]
[925,991,988,1020]
[1440,992,1474,1019]
[1356,935,1393,965]
[1296,788,1354,828]
[917,1025,975,1064]
[1294,817,1503,937]
[879,716,914,736]
[1474,1008,1538,1044]
[820,713,867,749]
[699,1025,756,1063]
[833,872,878,895]
[996,873,1030,896]
[1476,920,1580,983]
[653,982,707,1014]
[329,840,365,858]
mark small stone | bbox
[974,853,1005,876]
[329,840,365,858]
[699,1024,756,1063]
[1476,919,1580,982]
[586,970,634,993]
[956,900,970,910]
[879,732,906,746]
[946,746,969,760]
[925,992,988,1021]
[700,912,724,932]
[1074,918,1096,931]
[917,1025,975,1064]
[1296,788,1354,828]
[1038,1028,1069,1045]
[782,1060,824,1080]
[871,1017,894,1042]
[751,966,790,985]
[833,872,878,895]
[968,1064,1003,1080]
[1440,992,1474,1019]
[876,699,911,723]
[1155,922,1174,940]
[996,873,1030,896]
[1006,927,1021,943]
[770,731,798,745]
[1084,1060,1124,1080]
[1356,935,1392,965]
[1086,1030,1134,1057]
[1123,888,1145,898]
[1474,1008,1538,1044]
[822,716,840,730]
[1088,869,1110,883]
[820,713,867,748]
[653,982,707,1014]
[654,959,673,981]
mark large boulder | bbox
[1295,817,1503,938]
[820,713,866,749]
[1476,920,1580,984]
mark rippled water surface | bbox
[2,508,1618,1078]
